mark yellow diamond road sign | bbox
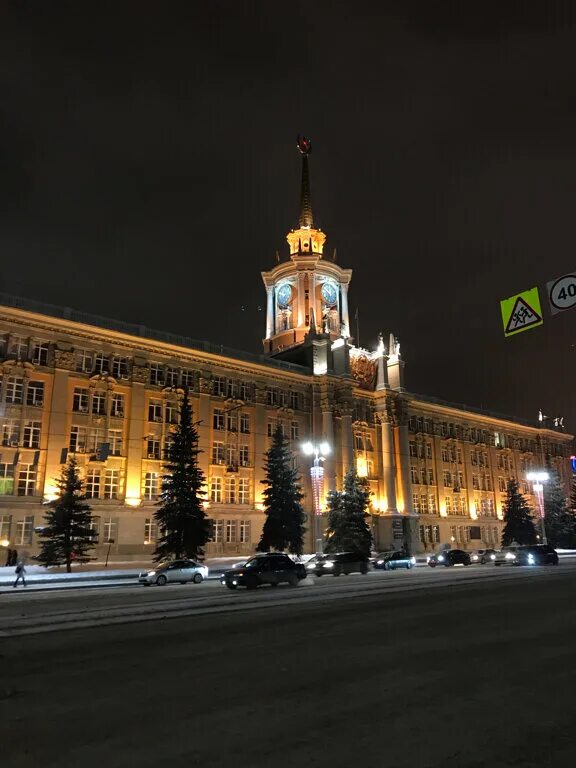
[500,286,543,337]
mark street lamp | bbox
[526,471,549,544]
[302,441,331,554]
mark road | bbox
[2,563,576,768]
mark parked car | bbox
[493,546,521,566]
[373,551,416,570]
[428,549,471,567]
[220,553,307,590]
[495,544,558,566]
[307,551,369,577]
[470,548,497,564]
[139,559,209,586]
[370,550,395,566]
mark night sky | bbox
[1,2,576,430]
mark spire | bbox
[297,135,314,228]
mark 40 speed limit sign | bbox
[547,273,576,315]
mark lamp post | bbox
[526,471,549,544]
[302,441,331,554]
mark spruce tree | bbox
[36,457,94,573]
[324,469,372,557]
[543,470,576,548]
[501,478,537,546]
[154,389,209,562]
[256,425,306,555]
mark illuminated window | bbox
[5,377,23,404]
[0,513,11,538]
[104,469,120,499]
[429,494,437,514]
[144,519,158,544]
[427,469,435,485]
[238,478,250,505]
[15,515,34,544]
[409,441,417,458]
[413,494,420,513]
[225,478,236,504]
[239,520,250,544]
[443,471,452,487]
[212,519,223,543]
[2,418,20,447]
[0,465,14,495]
[85,469,101,499]
[17,466,35,496]
[23,421,41,449]
[144,472,159,501]
[410,466,418,484]
[210,477,222,503]
[109,430,123,456]
[212,442,225,464]
[420,494,428,513]
[225,519,237,543]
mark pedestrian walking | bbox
[13,560,26,588]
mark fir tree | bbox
[324,469,373,557]
[154,389,209,562]
[256,425,306,555]
[501,478,537,546]
[543,470,576,548]
[36,457,94,573]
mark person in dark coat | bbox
[4,548,13,567]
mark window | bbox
[367,459,374,477]
[85,469,101,499]
[426,443,433,459]
[144,472,159,501]
[0,465,14,495]
[150,363,164,386]
[73,387,89,412]
[413,494,420,513]
[441,448,449,462]
[365,434,374,451]
[210,477,223,503]
[32,342,49,366]
[226,379,236,399]
[17,466,36,496]
[15,516,34,545]
[291,421,299,441]
[103,518,117,543]
[144,519,158,544]
[443,471,452,488]
[225,478,236,504]
[213,376,225,396]
[487,498,495,516]
[226,445,237,468]
[109,430,123,456]
[427,469,435,485]
[212,442,225,464]
[420,494,428,514]
[2,419,20,446]
[104,469,120,499]
[226,412,237,432]
[240,414,250,433]
[27,381,44,406]
[239,445,250,467]
[239,478,250,504]
[87,427,104,454]
[409,441,417,458]
[165,401,178,425]
[457,449,463,464]
[181,369,195,388]
[429,494,437,514]
[212,519,223,543]
[238,381,249,401]
[472,475,479,490]
[225,519,237,543]
[290,391,299,410]
[112,356,129,379]
[88,516,100,541]
[76,349,93,373]
[147,439,161,460]
[0,514,11,538]
[410,466,419,484]
[9,335,28,360]
[92,391,106,415]
[459,497,467,514]
[213,408,225,430]
[354,434,365,451]
[239,520,250,544]
[23,421,41,449]
[445,496,452,515]
[420,468,427,485]
[498,476,506,492]
[148,400,162,422]
[165,367,178,387]
[93,353,109,375]
[267,421,276,438]
[69,426,87,453]
[111,394,124,418]
[6,377,23,404]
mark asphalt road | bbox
[2,562,576,768]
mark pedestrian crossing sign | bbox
[500,287,543,337]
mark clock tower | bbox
[262,137,352,357]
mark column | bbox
[340,404,354,474]
[43,354,73,499]
[340,283,350,337]
[125,381,146,505]
[321,406,335,492]
[297,272,306,328]
[396,419,412,515]
[379,413,397,512]
[265,286,274,339]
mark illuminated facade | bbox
[0,142,572,560]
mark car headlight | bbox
[505,552,516,560]
[426,556,430,563]
[527,554,535,564]
[490,554,496,560]
[147,570,157,576]
[232,580,238,586]
[472,555,478,561]
[377,560,384,565]
[323,561,334,568]
[307,563,316,569]
[438,555,444,562]
[410,557,416,565]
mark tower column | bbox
[265,287,274,339]
[340,403,354,474]
[321,390,336,492]
[378,411,397,512]
[297,272,306,328]
[341,284,350,337]
[393,401,412,515]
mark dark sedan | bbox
[514,544,559,566]
[220,553,307,590]
[373,551,416,570]
[428,549,471,567]
[306,551,369,577]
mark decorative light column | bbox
[527,471,549,544]
[302,441,331,554]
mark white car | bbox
[139,559,209,586]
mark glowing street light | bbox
[302,441,331,554]
[526,471,549,544]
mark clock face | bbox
[321,282,338,306]
[277,283,292,309]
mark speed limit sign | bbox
[547,273,576,315]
